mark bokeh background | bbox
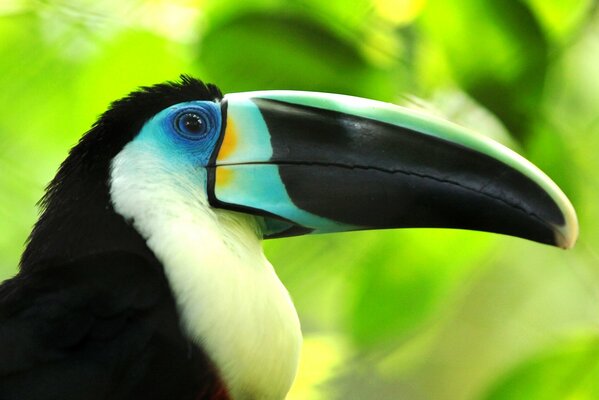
[2,0,599,398]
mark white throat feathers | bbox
[109,140,302,400]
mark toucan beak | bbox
[206,91,578,248]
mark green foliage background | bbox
[1,0,599,398]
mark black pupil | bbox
[183,113,202,133]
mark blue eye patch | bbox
[135,100,223,166]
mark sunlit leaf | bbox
[373,0,427,25]
[525,0,594,43]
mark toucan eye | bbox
[175,112,207,138]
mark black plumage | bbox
[0,77,229,400]
[0,252,227,400]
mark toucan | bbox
[0,76,578,400]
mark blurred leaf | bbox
[348,230,493,347]
[288,334,347,400]
[483,335,599,400]
[75,29,189,120]
[197,10,400,99]
[330,241,599,400]
[525,121,578,203]
[525,0,595,43]
[534,15,599,219]
[0,11,81,275]
[420,0,549,140]
[296,0,373,31]
[372,0,427,25]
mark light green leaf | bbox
[483,336,599,400]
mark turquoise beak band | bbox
[206,91,578,248]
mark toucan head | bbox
[26,74,576,271]
[91,75,577,250]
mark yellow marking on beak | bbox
[217,117,238,162]
[215,167,233,187]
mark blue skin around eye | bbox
[135,100,222,167]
